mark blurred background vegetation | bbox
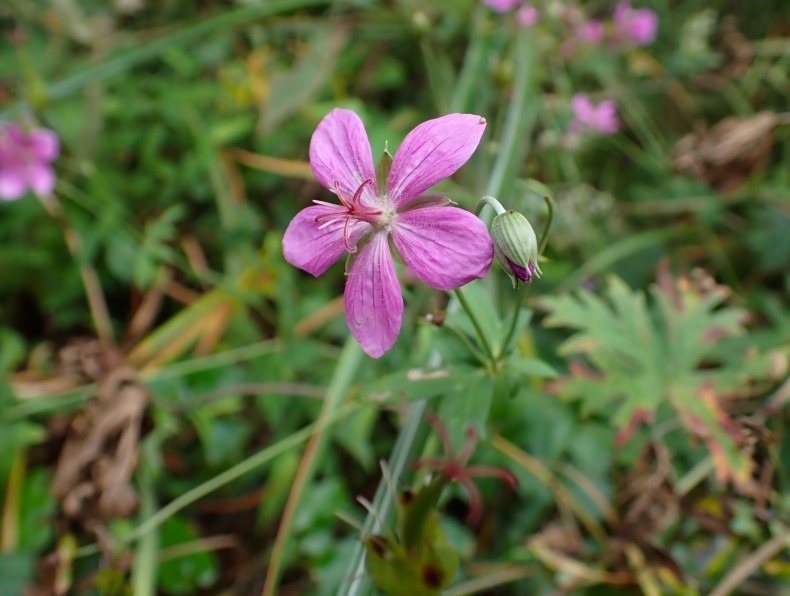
[0,0,789,594]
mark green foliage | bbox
[542,271,771,487]
[157,517,219,594]
[1,0,788,594]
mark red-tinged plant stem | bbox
[38,192,115,347]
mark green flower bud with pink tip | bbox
[491,209,542,287]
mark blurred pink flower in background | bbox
[613,1,658,46]
[575,19,605,44]
[515,5,539,28]
[0,122,59,200]
[482,0,522,13]
[569,94,619,135]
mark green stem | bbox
[497,290,524,361]
[443,322,490,368]
[474,195,507,218]
[538,195,554,255]
[450,6,489,113]
[338,400,430,596]
[131,450,159,596]
[454,287,496,367]
[484,29,536,205]
[0,451,24,551]
[262,337,363,596]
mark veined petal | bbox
[309,109,378,206]
[387,114,487,208]
[283,205,371,277]
[0,166,27,200]
[344,232,403,358]
[391,207,493,291]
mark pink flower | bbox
[481,0,522,13]
[515,5,539,28]
[0,122,59,201]
[575,19,605,44]
[569,93,619,135]
[613,2,658,46]
[283,109,493,358]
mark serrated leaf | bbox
[541,270,760,488]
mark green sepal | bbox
[376,145,393,196]
[399,477,447,553]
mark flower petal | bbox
[387,114,487,208]
[0,166,27,200]
[391,206,493,291]
[571,93,594,123]
[309,109,378,206]
[30,128,60,161]
[283,205,371,277]
[344,232,403,358]
[26,163,55,197]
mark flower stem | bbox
[338,399,430,596]
[443,322,490,368]
[497,289,524,361]
[38,193,115,347]
[474,195,507,218]
[538,195,554,255]
[454,286,497,368]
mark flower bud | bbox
[490,210,542,287]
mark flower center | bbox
[312,179,388,253]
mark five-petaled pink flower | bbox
[569,93,619,136]
[283,109,494,358]
[613,1,658,46]
[0,122,59,201]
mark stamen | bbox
[343,217,357,253]
[351,179,374,206]
[332,180,353,209]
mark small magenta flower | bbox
[613,1,658,46]
[576,19,605,44]
[515,5,539,28]
[0,122,59,201]
[283,109,493,358]
[569,93,619,136]
[481,0,522,13]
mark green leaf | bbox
[437,373,495,450]
[541,271,762,488]
[505,356,557,380]
[158,517,219,595]
[356,366,484,406]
